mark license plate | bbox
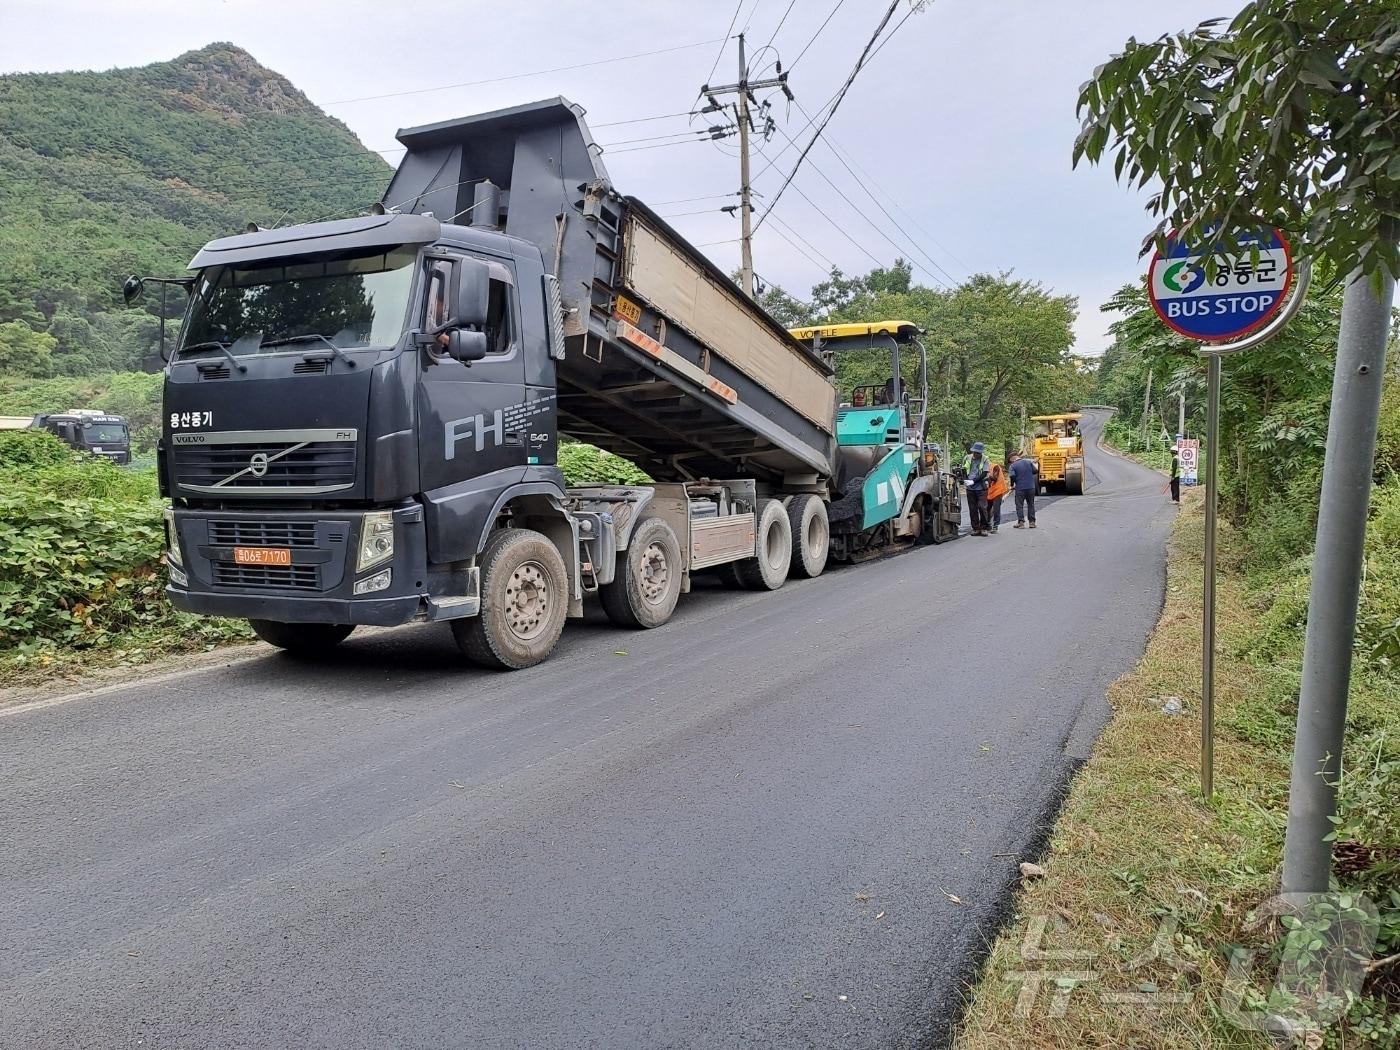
[233,546,292,566]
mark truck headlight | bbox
[162,506,184,567]
[357,510,395,571]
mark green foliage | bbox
[0,428,72,469]
[558,441,651,485]
[0,453,249,664]
[0,319,56,377]
[1095,281,1345,519]
[1075,1,1400,280]
[763,261,1090,456]
[0,42,391,377]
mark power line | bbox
[788,0,849,69]
[651,191,741,207]
[763,220,830,278]
[767,213,835,270]
[763,0,800,50]
[703,4,747,87]
[755,0,904,233]
[787,180,887,269]
[326,38,728,106]
[779,111,959,286]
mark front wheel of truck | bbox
[249,620,355,654]
[452,528,568,671]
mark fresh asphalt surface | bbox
[2,410,1175,1049]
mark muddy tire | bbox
[452,528,568,670]
[250,619,354,654]
[787,494,829,578]
[600,516,683,629]
[735,499,792,591]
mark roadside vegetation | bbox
[957,323,1400,1048]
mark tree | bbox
[0,320,56,377]
[1077,0,1400,895]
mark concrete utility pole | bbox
[1140,369,1153,445]
[1282,265,1396,895]
[1178,390,1186,438]
[702,33,790,298]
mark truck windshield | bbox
[181,249,416,358]
[81,423,127,444]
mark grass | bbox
[954,489,1399,1049]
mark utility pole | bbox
[1178,390,1186,438]
[1140,369,1153,445]
[702,33,791,299]
[1282,263,1396,894]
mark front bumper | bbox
[166,503,441,627]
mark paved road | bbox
[2,410,1174,1049]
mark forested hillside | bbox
[0,43,391,376]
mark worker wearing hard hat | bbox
[962,442,993,536]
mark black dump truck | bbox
[6,410,133,464]
[150,98,958,668]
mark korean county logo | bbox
[1161,261,1205,295]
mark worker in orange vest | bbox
[985,458,1010,534]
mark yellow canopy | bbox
[1029,412,1083,421]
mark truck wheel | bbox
[249,619,354,654]
[600,516,682,629]
[736,499,792,591]
[452,528,568,670]
[787,494,829,578]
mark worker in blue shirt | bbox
[1008,451,1039,528]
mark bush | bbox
[558,441,651,485]
[0,429,74,470]
[0,451,247,660]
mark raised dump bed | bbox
[383,97,837,487]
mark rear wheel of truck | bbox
[249,620,355,654]
[736,499,792,591]
[453,528,568,671]
[600,516,683,629]
[787,494,829,578]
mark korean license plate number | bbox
[233,546,292,566]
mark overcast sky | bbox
[0,0,1230,354]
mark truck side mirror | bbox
[455,259,490,328]
[446,329,489,363]
[122,275,144,304]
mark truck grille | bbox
[208,520,319,548]
[212,561,319,591]
[172,441,356,492]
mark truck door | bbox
[417,256,529,494]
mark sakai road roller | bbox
[1029,412,1085,495]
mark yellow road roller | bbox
[1029,413,1084,495]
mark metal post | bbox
[735,33,755,299]
[1281,266,1396,894]
[1201,353,1220,798]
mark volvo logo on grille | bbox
[248,452,270,478]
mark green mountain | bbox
[0,43,392,375]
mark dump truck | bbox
[139,97,955,670]
[1028,412,1084,495]
[3,410,133,463]
[788,321,960,556]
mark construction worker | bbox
[1170,449,1181,503]
[1009,451,1039,528]
[962,442,993,536]
[986,458,1009,533]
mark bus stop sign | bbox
[1148,227,1294,342]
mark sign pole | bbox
[1201,353,1221,798]
[1147,227,1311,800]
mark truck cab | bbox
[37,410,132,464]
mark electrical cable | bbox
[762,0,799,50]
[754,0,903,233]
[787,0,848,70]
[702,3,747,88]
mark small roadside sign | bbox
[1178,438,1200,485]
[1148,228,1294,342]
